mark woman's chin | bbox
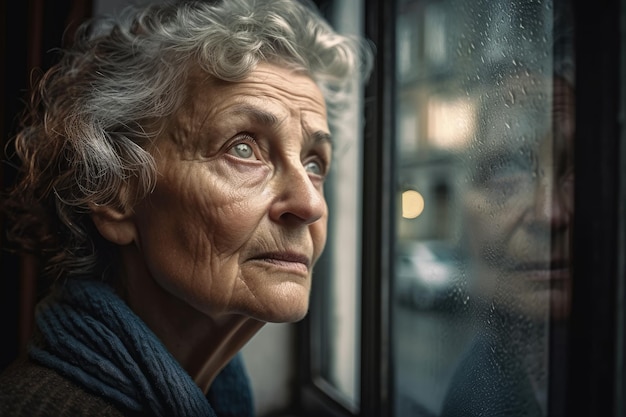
[248,284,311,323]
[251,302,310,324]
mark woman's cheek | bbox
[217,157,272,188]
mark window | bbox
[301,0,625,416]
[394,0,573,415]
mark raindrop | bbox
[505,90,516,105]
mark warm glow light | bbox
[427,96,475,149]
[402,190,425,219]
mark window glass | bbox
[393,0,574,416]
[312,0,365,409]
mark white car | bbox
[395,241,462,310]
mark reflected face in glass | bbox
[463,76,574,320]
[129,63,331,323]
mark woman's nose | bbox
[269,162,327,225]
[530,173,572,229]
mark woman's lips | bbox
[505,260,571,282]
[249,252,311,274]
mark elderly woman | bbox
[0,0,372,415]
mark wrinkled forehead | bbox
[472,74,573,151]
[476,76,551,147]
[179,64,327,123]
[158,63,329,151]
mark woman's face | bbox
[463,77,574,321]
[127,63,330,323]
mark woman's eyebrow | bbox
[311,130,332,147]
[226,103,332,145]
[226,104,281,126]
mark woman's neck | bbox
[115,245,265,393]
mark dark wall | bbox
[1,0,92,371]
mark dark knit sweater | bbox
[0,356,131,416]
[0,353,254,417]
[0,280,254,417]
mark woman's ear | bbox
[90,203,137,246]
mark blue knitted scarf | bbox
[29,279,253,417]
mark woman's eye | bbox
[228,142,256,159]
[304,160,324,176]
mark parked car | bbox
[395,240,462,310]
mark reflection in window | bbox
[393,0,574,416]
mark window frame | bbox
[564,0,625,416]
[358,0,397,416]
[297,1,396,416]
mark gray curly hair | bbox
[4,0,373,281]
